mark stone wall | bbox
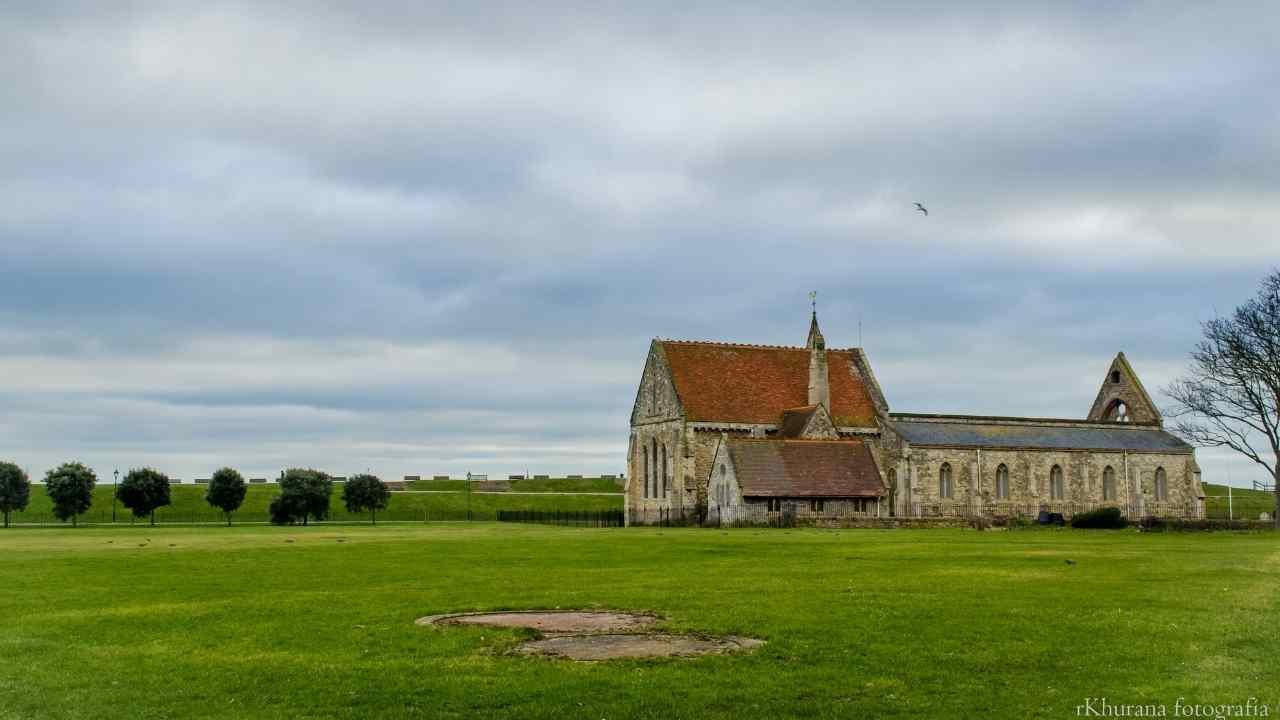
[900,445,1200,518]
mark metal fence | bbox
[496,510,624,527]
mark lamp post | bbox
[465,471,472,522]
[112,469,119,523]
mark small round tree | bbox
[342,474,391,524]
[117,468,172,526]
[45,462,97,527]
[206,467,247,526]
[0,461,31,528]
[271,469,333,526]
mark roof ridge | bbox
[658,338,863,352]
[890,412,1164,428]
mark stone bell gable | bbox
[1086,352,1161,426]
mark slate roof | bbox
[726,438,885,498]
[659,341,879,427]
[889,415,1194,453]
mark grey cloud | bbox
[1,1,1277,485]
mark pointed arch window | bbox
[650,439,658,498]
[1050,465,1065,500]
[996,464,1010,500]
[1105,399,1130,422]
[1103,466,1117,501]
[1154,467,1167,502]
[939,463,953,499]
[661,444,668,498]
[642,444,649,498]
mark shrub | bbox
[342,474,390,524]
[44,462,97,527]
[206,468,247,526]
[117,468,173,526]
[271,468,333,526]
[1070,507,1127,529]
[0,461,31,528]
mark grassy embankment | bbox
[1203,482,1277,520]
[9,481,621,525]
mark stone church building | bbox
[626,312,1204,525]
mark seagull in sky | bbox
[914,202,928,216]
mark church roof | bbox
[727,438,884,498]
[888,414,1193,453]
[658,341,879,427]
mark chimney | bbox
[807,311,830,408]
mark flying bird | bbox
[914,202,928,216]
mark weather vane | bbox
[809,290,817,313]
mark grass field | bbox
[0,524,1276,719]
[9,484,622,525]
[1204,483,1278,521]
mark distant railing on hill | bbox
[497,509,624,528]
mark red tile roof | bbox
[658,341,879,427]
[726,438,884,498]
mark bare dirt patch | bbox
[416,610,764,660]
[415,611,659,634]
[514,633,765,661]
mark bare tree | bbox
[1166,270,1280,527]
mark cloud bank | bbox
[2,1,1277,485]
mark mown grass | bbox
[9,484,621,525]
[0,524,1276,719]
[1204,483,1278,520]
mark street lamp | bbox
[112,469,119,523]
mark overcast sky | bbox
[2,2,1277,486]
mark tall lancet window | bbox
[642,444,649,498]
[661,444,668,498]
[939,463,953,499]
[1050,465,1065,500]
[996,464,1010,500]
[650,439,658,499]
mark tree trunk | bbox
[226,512,232,527]
[1274,468,1279,530]
[3,510,8,528]
[150,510,155,527]
[371,509,376,525]
[72,514,77,528]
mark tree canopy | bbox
[270,468,332,525]
[1167,270,1280,527]
[44,462,97,527]
[0,461,31,528]
[117,468,173,526]
[342,474,391,524]
[206,467,248,526]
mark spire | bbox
[806,292,825,350]
[806,297,829,408]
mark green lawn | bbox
[0,524,1276,719]
[9,484,621,525]
[1204,483,1278,521]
